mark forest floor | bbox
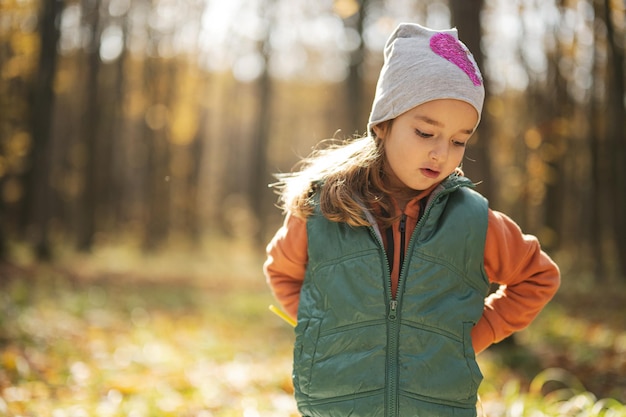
[0,241,625,416]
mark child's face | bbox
[374,99,478,191]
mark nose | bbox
[429,140,448,162]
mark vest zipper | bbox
[380,181,468,417]
[398,214,407,278]
[386,298,399,417]
[383,213,406,417]
[385,192,452,417]
[368,222,399,417]
[389,300,397,319]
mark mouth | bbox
[420,168,440,179]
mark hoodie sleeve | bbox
[263,212,308,320]
[471,209,561,354]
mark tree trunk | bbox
[142,59,174,251]
[111,10,130,229]
[343,1,366,136]
[24,0,64,260]
[449,0,493,200]
[76,0,102,252]
[248,0,274,243]
[603,0,626,278]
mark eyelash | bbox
[415,129,467,147]
[415,129,433,138]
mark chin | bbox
[407,183,432,192]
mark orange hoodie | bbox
[264,191,560,354]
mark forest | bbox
[0,0,625,415]
[1,0,625,275]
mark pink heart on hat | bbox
[430,33,482,86]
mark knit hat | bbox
[367,23,484,134]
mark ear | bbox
[372,123,387,139]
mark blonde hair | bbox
[272,126,397,227]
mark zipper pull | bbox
[389,300,397,320]
[399,214,407,233]
[398,213,407,278]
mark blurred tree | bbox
[589,0,608,279]
[109,1,131,233]
[449,0,493,201]
[602,0,626,278]
[519,2,571,248]
[76,0,102,252]
[0,0,622,279]
[249,0,275,243]
[142,60,174,251]
[23,0,64,260]
[590,0,626,279]
[340,0,367,135]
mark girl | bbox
[264,23,560,417]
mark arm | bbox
[471,209,561,354]
[263,212,309,319]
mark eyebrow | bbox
[414,115,474,135]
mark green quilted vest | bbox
[294,176,490,417]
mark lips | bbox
[420,168,440,179]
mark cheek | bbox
[446,148,466,169]
[383,140,409,176]
[386,138,415,167]
[452,147,466,162]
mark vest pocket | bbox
[293,317,322,397]
[463,321,484,390]
[295,321,387,400]
[398,322,483,404]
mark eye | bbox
[415,129,433,138]
[452,140,467,147]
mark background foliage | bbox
[0,0,624,277]
[0,0,625,415]
[1,247,626,416]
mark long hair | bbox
[271,129,397,227]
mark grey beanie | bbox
[368,23,484,134]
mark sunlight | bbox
[59,4,81,54]
[199,0,244,71]
[201,0,243,41]
[425,2,450,30]
[108,0,131,17]
[100,25,124,63]
[233,52,265,82]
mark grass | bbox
[0,241,625,416]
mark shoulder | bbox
[455,186,488,208]
[485,209,537,260]
[487,209,527,241]
[444,184,489,223]
[485,209,559,284]
[440,175,488,208]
